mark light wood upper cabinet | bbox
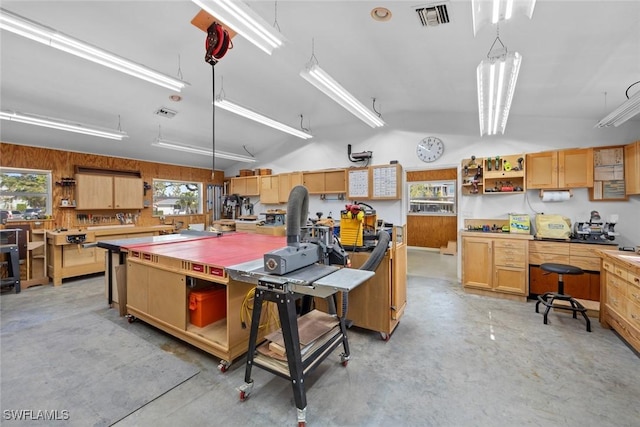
[526,152,558,189]
[76,174,114,209]
[230,176,260,196]
[559,148,593,188]
[526,148,593,189]
[278,172,303,203]
[76,174,142,209]
[114,177,143,209]
[625,141,640,195]
[303,169,346,194]
[259,175,279,204]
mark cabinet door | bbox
[462,237,492,290]
[526,152,558,189]
[230,177,247,195]
[494,266,526,294]
[278,172,303,202]
[127,261,148,313]
[245,176,260,196]
[625,141,640,195]
[148,268,186,329]
[260,175,279,204]
[559,148,593,188]
[76,174,113,209]
[114,177,143,209]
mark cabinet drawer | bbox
[529,253,570,265]
[494,240,526,250]
[569,244,598,258]
[569,255,601,272]
[627,282,640,306]
[627,299,640,329]
[495,249,525,267]
[602,259,615,273]
[529,241,569,255]
[614,265,629,281]
[628,271,640,289]
[607,272,627,294]
[606,286,627,316]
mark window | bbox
[0,167,52,220]
[407,180,456,215]
[152,179,202,216]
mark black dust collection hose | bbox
[286,185,309,248]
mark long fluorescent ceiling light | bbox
[0,110,128,140]
[300,63,385,128]
[0,8,188,92]
[477,51,522,136]
[596,90,640,128]
[471,0,536,36]
[215,97,313,140]
[152,139,257,163]
[191,0,284,55]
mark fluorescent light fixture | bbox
[191,0,285,55]
[215,96,312,139]
[471,0,536,35]
[477,51,522,136]
[0,8,188,92]
[596,90,640,128]
[300,63,385,128]
[152,139,257,163]
[0,110,128,140]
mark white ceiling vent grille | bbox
[154,107,177,118]
[416,4,450,27]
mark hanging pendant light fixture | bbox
[476,30,522,136]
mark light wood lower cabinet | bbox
[461,233,530,301]
[599,251,640,353]
[345,240,407,338]
[125,258,277,368]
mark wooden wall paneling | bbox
[406,168,458,248]
[1,143,223,229]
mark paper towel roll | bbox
[541,191,571,202]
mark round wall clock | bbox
[416,136,444,163]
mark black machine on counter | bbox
[573,210,619,242]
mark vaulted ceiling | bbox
[1,1,639,171]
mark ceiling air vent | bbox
[154,107,177,118]
[416,3,450,27]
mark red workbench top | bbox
[124,232,286,267]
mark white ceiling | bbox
[1,1,639,171]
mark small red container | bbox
[189,288,226,327]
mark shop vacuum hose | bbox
[286,185,309,248]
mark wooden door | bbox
[494,266,526,294]
[559,148,593,188]
[526,151,558,189]
[114,177,143,209]
[406,168,457,248]
[391,242,407,321]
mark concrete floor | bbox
[2,249,639,427]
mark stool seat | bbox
[535,263,590,332]
[540,263,583,275]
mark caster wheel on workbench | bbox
[126,315,136,324]
[298,422,306,427]
[239,391,248,401]
[342,360,348,367]
[380,332,390,341]
[218,359,231,372]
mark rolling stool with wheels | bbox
[535,263,591,332]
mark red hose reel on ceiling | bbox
[205,22,232,65]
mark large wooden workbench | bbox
[598,250,640,353]
[46,225,174,285]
